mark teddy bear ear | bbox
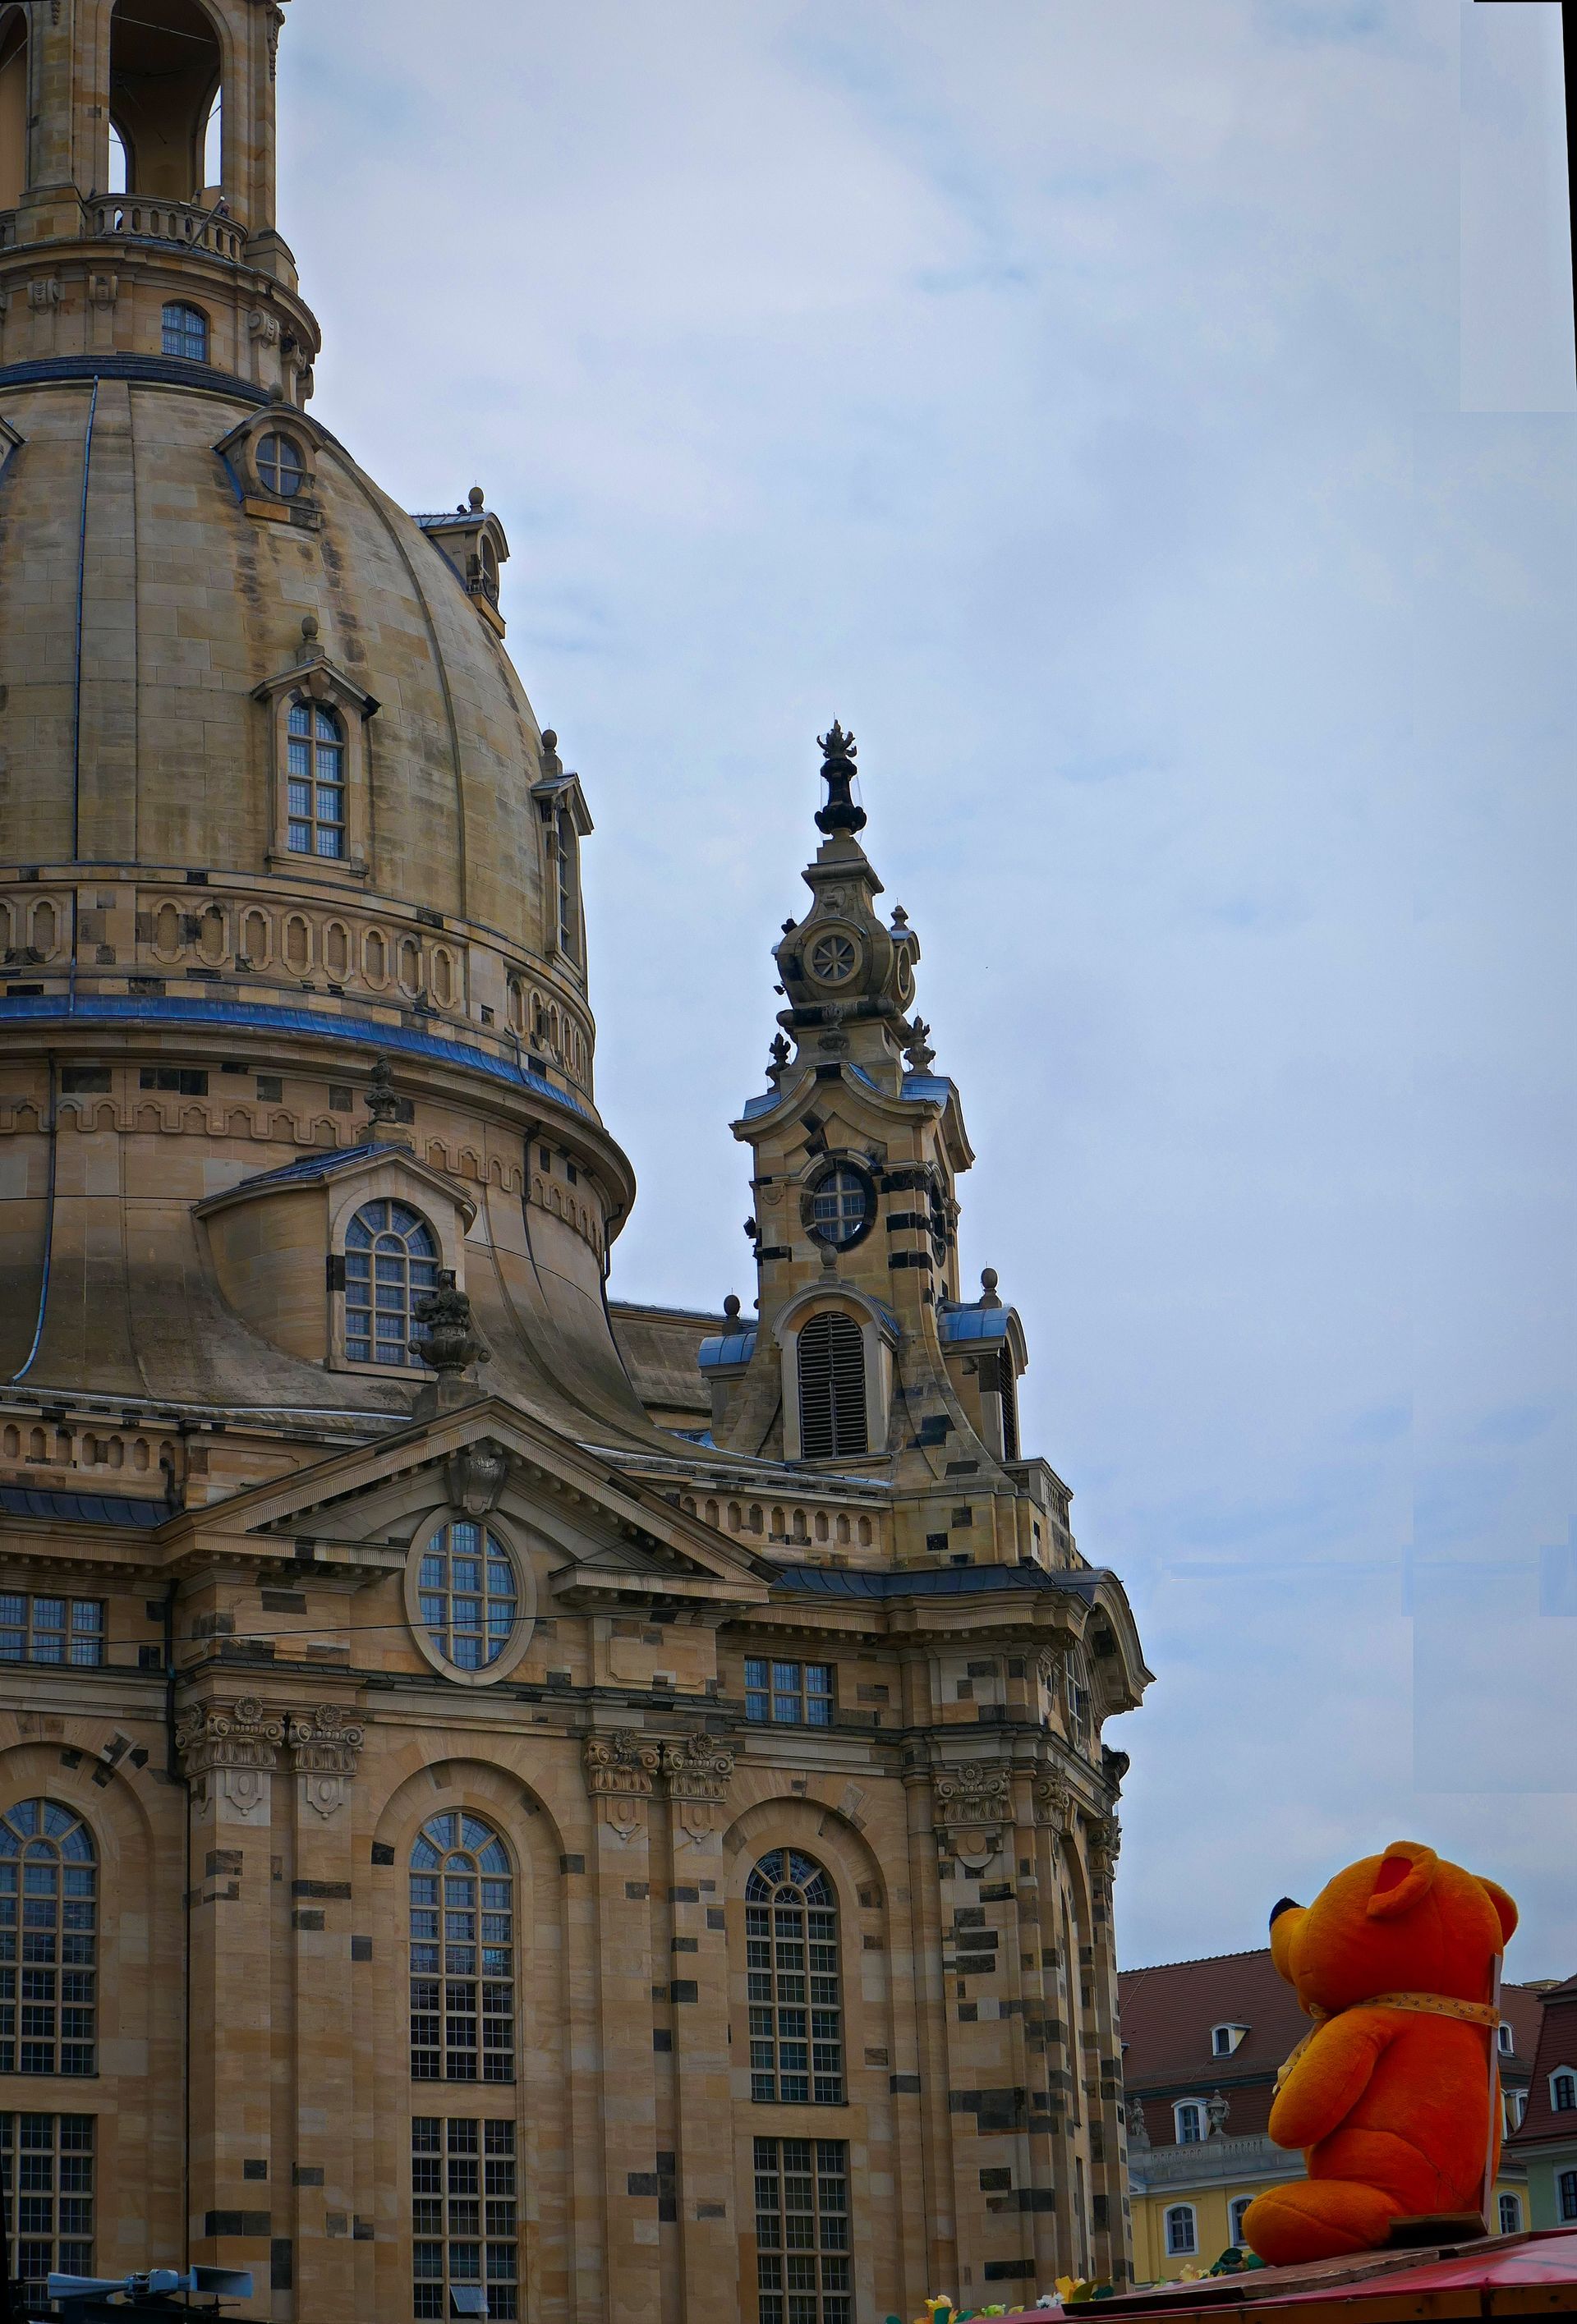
[1476,1876,1519,1943]
[1367,1840,1439,1920]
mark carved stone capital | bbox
[662,1735,735,1847]
[287,1703,366,1821]
[1032,1769,1074,1832]
[931,1761,1011,1870]
[583,1732,662,1843]
[175,1695,286,1819]
[1083,1810,1121,1887]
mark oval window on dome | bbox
[804,1161,874,1249]
[257,431,306,498]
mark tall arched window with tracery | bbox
[0,1801,97,2076]
[746,1849,843,2104]
[409,1812,514,2083]
[796,1312,867,1459]
[343,1199,439,1367]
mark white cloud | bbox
[279,0,1575,1971]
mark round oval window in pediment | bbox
[807,928,859,985]
[405,1515,535,1685]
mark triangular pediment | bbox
[186,1397,772,1610]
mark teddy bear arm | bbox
[1268,2014,1395,2149]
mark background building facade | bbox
[0,4,1149,2318]
[1119,1950,1544,2280]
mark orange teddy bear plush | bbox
[1241,1841,1516,2267]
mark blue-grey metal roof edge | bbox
[0,354,271,405]
[1,1486,169,1531]
[938,1304,1010,1345]
[771,1561,1116,1602]
[0,995,590,1118]
[741,1069,957,1121]
[698,1328,759,1371]
[214,1139,407,1196]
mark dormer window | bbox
[1211,2023,1248,2058]
[555,806,580,962]
[1552,2069,1577,2112]
[344,1199,439,1366]
[257,431,306,498]
[162,301,208,362]
[1497,2022,1514,2055]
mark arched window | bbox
[161,301,208,363]
[1497,2021,1515,2055]
[202,85,220,189]
[286,699,346,858]
[0,1801,97,2076]
[343,1200,439,1366]
[1497,2192,1522,2235]
[1228,2196,1253,2249]
[745,1849,843,2105]
[796,1312,867,1460]
[107,121,129,195]
[417,1521,519,1673]
[1561,2169,1577,2222]
[1166,2204,1198,2257]
[1552,2069,1577,2112]
[1174,2101,1202,2143]
[257,432,306,498]
[409,1812,513,2083]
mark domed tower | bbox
[0,0,648,1440]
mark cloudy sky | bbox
[280,2,1575,1973]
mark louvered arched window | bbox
[796,1313,867,1460]
[409,1812,514,2083]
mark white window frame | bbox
[1173,2099,1205,2145]
[1211,2023,1248,2058]
[1227,2195,1253,2248]
[1497,2022,1515,2055]
[1165,2202,1198,2257]
[1549,2066,1577,2113]
[1497,2191,1522,2235]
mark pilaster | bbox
[654,1737,737,2324]
[581,1733,663,2324]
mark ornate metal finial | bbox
[979,1267,1001,1309]
[364,1057,401,1128]
[903,1017,936,1072]
[815,722,867,836]
[409,1270,490,1376]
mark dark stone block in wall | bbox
[670,1885,700,1902]
[984,2260,1035,2282]
[626,1881,650,1899]
[627,2173,659,2198]
[292,1910,324,1931]
[352,1936,373,1961]
[370,1843,395,1867]
[670,1980,698,2004]
[958,2002,978,2022]
[292,1881,352,1899]
[269,2241,292,2292]
[292,2168,324,2188]
[706,1907,726,1930]
[979,2168,1012,2192]
[658,2197,677,2222]
[653,2029,672,2052]
[242,2160,268,2181]
[890,2073,922,2095]
[204,2211,270,2238]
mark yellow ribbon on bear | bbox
[1276,1992,1501,2092]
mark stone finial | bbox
[297,611,320,662]
[979,1266,1001,1308]
[1207,2089,1230,2138]
[539,728,563,779]
[903,1017,936,1072]
[724,1294,742,1320]
[409,1270,489,1376]
[891,904,909,929]
[768,1031,791,1077]
[1124,2092,1151,2151]
[469,485,485,512]
[364,1055,401,1127]
[815,721,867,836]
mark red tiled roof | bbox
[1508,1976,1577,2147]
[1118,1949,1553,2153]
